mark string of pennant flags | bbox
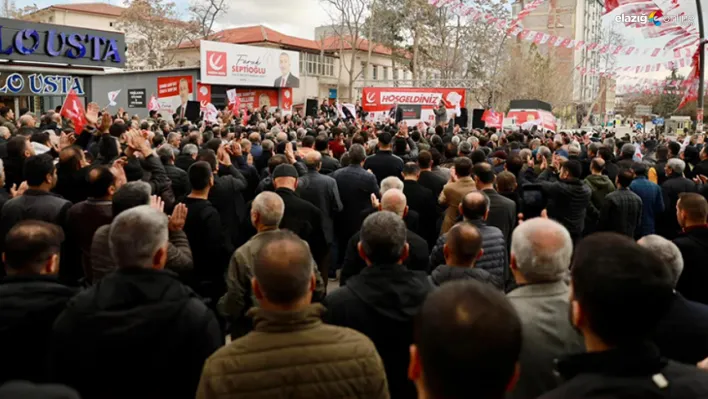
[574,57,694,77]
[428,0,702,60]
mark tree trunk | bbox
[366,0,376,82]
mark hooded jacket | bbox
[50,268,222,399]
[324,264,432,399]
[584,174,615,216]
[429,264,500,288]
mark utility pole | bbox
[696,0,705,132]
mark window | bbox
[372,65,378,80]
[383,67,388,81]
[299,53,335,77]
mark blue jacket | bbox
[629,176,664,238]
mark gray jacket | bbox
[91,226,193,283]
[434,105,447,126]
[429,219,507,288]
[506,281,585,399]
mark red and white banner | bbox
[482,109,503,128]
[60,89,86,134]
[361,87,466,126]
[506,109,557,132]
[197,83,211,111]
[236,88,279,112]
[156,75,193,114]
[147,95,159,112]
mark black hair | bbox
[418,150,432,169]
[23,154,55,186]
[0,106,10,117]
[473,162,495,184]
[561,159,582,179]
[616,169,634,188]
[112,182,151,216]
[506,155,523,177]
[470,149,487,165]
[668,141,681,156]
[188,161,213,190]
[4,220,65,273]
[30,131,50,145]
[196,149,217,172]
[314,135,329,152]
[454,157,473,177]
[403,162,420,176]
[415,280,521,399]
[205,138,222,154]
[86,165,116,198]
[571,233,674,346]
[598,146,613,162]
[109,123,127,138]
[302,135,315,148]
[6,136,27,158]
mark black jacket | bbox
[331,165,380,248]
[165,163,190,202]
[403,180,439,246]
[53,165,91,205]
[538,172,592,238]
[50,268,222,399]
[418,170,446,201]
[539,343,708,399]
[429,264,500,288]
[212,165,248,247]
[319,152,341,175]
[182,197,231,302]
[324,264,433,399]
[483,188,517,245]
[2,155,24,191]
[655,292,708,365]
[598,188,643,238]
[659,175,696,239]
[0,275,76,384]
[674,226,708,305]
[693,159,708,179]
[363,151,404,184]
[276,188,328,271]
[340,227,429,286]
[175,154,195,172]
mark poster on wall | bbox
[128,89,146,108]
[156,75,193,116]
[280,88,292,115]
[236,89,279,112]
[200,40,300,88]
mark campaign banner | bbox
[506,109,557,132]
[362,87,466,126]
[197,83,211,111]
[236,88,279,112]
[200,40,300,88]
[157,76,193,115]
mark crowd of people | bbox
[0,100,708,399]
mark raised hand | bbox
[168,203,188,232]
[150,195,164,213]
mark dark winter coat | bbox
[429,264,499,288]
[674,226,708,305]
[659,175,696,239]
[538,172,591,239]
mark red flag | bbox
[60,90,86,134]
[148,95,159,111]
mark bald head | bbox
[304,151,322,169]
[445,222,483,267]
[253,230,314,306]
[461,191,490,221]
[18,114,34,127]
[381,188,407,217]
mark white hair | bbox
[638,235,684,287]
[568,142,581,156]
[380,176,404,195]
[511,218,572,282]
[667,158,686,175]
[182,144,198,155]
[109,205,168,269]
[451,136,460,146]
[252,191,285,227]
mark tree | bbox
[654,69,684,117]
[321,0,371,101]
[5,3,38,19]
[117,0,198,70]
[189,0,229,39]
[364,0,407,84]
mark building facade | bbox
[24,3,123,32]
[511,0,603,104]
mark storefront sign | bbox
[128,89,146,108]
[0,17,126,68]
[200,40,300,88]
[0,72,83,95]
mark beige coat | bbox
[197,304,390,399]
[439,176,477,234]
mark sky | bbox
[17,0,708,84]
[18,0,331,39]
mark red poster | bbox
[236,88,279,111]
[156,75,193,114]
[197,83,211,110]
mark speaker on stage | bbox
[306,99,318,118]
[472,108,485,129]
[458,107,468,128]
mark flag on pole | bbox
[147,95,159,112]
[60,89,86,134]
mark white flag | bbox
[108,90,121,107]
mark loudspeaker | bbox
[185,101,200,122]
[458,107,468,128]
[306,99,318,118]
[472,108,485,129]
